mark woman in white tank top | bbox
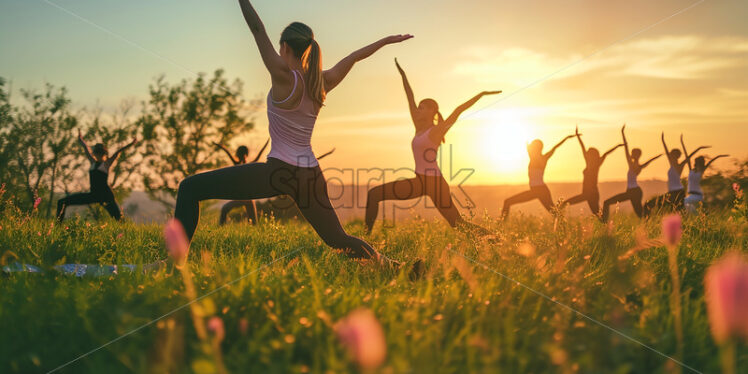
[681,137,729,212]
[501,134,575,217]
[365,59,500,233]
[602,125,662,222]
[643,132,709,216]
[174,0,413,266]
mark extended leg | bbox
[57,192,97,221]
[602,190,633,222]
[101,199,122,221]
[501,189,540,217]
[364,177,424,233]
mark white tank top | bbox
[411,128,441,176]
[667,166,683,191]
[627,169,639,189]
[528,168,545,187]
[266,70,320,168]
[687,170,703,195]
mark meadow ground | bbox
[1,205,746,373]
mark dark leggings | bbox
[561,188,601,215]
[643,189,685,216]
[365,173,468,232]
[56,191,122,221]
[602,187,643,222]
[175,157,375,259]
[219,200,258,225]
[502,185,554,217]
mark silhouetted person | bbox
[642,132,708,216]
[365,59,500,233]
[212,139,268,225]
[680,135,728,212]
[560,126,623,216]
[601,125,661,222]
[57,129,138,221]
[501,134,575,217]
[174,0,411,263]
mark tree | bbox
[138,69,258,206]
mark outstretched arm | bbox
[641,154,662,169]
[77,129,94,161]
[685,145,710,166]
[705,154,729,170]
[544,134,575,159]
[621,124,633,168]
[323,34,413,93]
[601,144,624,162]
[429,90,501,143]
[108,137,138,166]
[238,0,291,82]
[395,59,418,124]
[575,125,586,154]
[213,142,239,165]
[250,138,270,163]
[316,147,336,160]
[680,134,692,170]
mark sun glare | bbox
[478,108,537,173]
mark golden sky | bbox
[1,0,746,184]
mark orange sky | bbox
[1,0,746,184]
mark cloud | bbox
[453,35,748,83]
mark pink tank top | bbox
[411,128,442,176]
[266,70,320,167]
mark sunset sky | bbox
[1,0,747,185]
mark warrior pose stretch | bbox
[601,125,661,222]
[501,134,575,217]
[680,135,728,212]
[642,132,708,215]
[57,129,138,221]
[560,126,623,215]
[364,59,500,233]
[174,0,411,262]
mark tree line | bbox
[0,69,259,218]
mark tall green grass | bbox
[1,205,746,373]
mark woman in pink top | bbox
[174,0,411,262]
[365,59,500,233]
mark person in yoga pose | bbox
[57,129,138,221]
[643,132,708,215]
[601,125,661,222]
[680,135,728,212]
[364,59,500,233]
[212,139,269,225]
[560,126,623,216]
[174,0,411,262]
[501,133,575,217]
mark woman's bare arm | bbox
[316,147,336,160]
[705,154,729,170]
[108,137,138,167]
[641,154,662,169]
[575,125,586,154]
[250,138,270,163]
[213,142,239,165]
[429,90,501,143]
[395,59,418,124]
[237,0,291,84]
[601,144,624,161]
[77,129,94,162]
[544,134,575,159]
[622,125,633,168]
[323,34,412,93]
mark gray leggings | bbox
[174,157,375,259]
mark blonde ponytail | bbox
[303,39,325,107]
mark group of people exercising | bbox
[55,0,729,265]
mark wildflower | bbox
[662,214,682,247]
[238,318,249,335]
[163,219,189,264]
[733,183,740,193]
[117,233,124,239]
[207,316,225,342]
[335,308,387,370]
[705,252,748,344]
[33,197,42,210]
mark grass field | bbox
[1,202,747,373]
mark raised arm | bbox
[108,137,138,166]
[685,145,710,166]
[316,147,336,160]
[705,154,729,170]
[641,154,662,169]
[544,134,575,159]
[680,134,692,170]
[395,59,417,124]
[429,90,501,143]
[237,0,291,82]
[323,34,413,93]
[575,125,586,154]
[622,125,633,168]
[213,142,239,165]
[77,129,94,162]
[250,138,270,163]
[661,132,677,168]
[601,144,624,161]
